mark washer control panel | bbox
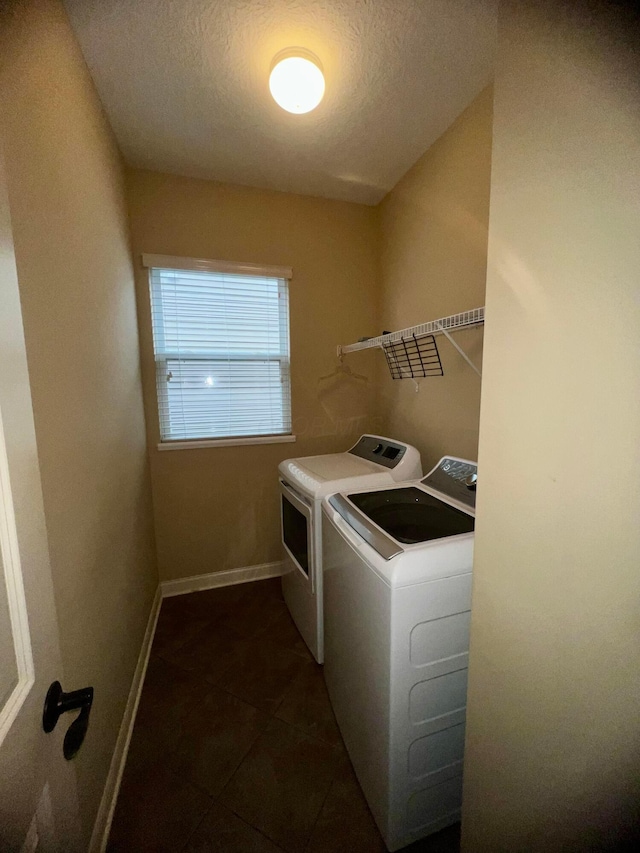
[348,435,407,469]
[422,456,477,509]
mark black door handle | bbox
[43,681,94,760]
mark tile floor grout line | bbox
[145,743,216,801]
[270,657,307,716]
[217,791,298,853]
[212,714,342,853]
[166,659,273,804]
[176,790,216,853]
[210,657,308,713]
[175,793,291,853]
[276,720,341,750]
[202,721,266,799]
[157,643,310,680]
[208,674,270,709]
[212,799,290,853]
[300,740,350,853]
[203,668,343,752]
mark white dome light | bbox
[269,49,325,115]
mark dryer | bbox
[279,435,421,663]
[322,456,477,851]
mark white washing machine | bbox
[321,456,477,851]
[279,435,422,663]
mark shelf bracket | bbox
[433,322,482,377]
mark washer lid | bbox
[349,487,474,543]
[328,484,474,561]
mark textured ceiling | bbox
[64,0,497,205]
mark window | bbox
[144,254,292,445]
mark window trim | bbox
[142,253,292,281]
[143,253,294,448]
[156,434,297,451]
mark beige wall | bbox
[0,0,158,843]
[126,170,380,580]
[377,87,493,469]
[463,2,640,849]
[128,89,493,582]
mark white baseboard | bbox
[88,585,162,853]
[160,560,284,598]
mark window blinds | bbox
[149,265,291,442]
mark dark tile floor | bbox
[108,578,461,853]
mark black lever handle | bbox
[43,680,94,760]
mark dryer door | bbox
[279,479,315,592]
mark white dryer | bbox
[322,456,477,851]
[279,435,422,663]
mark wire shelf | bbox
[382,333,444,380]
[338,307,484,355]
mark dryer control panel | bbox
[348,435,407,469]
[422,457,477,509]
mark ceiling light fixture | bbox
[269,48,325,115]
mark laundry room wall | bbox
[0,0,158,843]
[463,1,640,848]
[375,86,493,470]
[126,169,380,581]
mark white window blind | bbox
[148,260,291,443]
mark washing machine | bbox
[321,456,477,851]
[279,435,422,663]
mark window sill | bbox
[156,434,297,451]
